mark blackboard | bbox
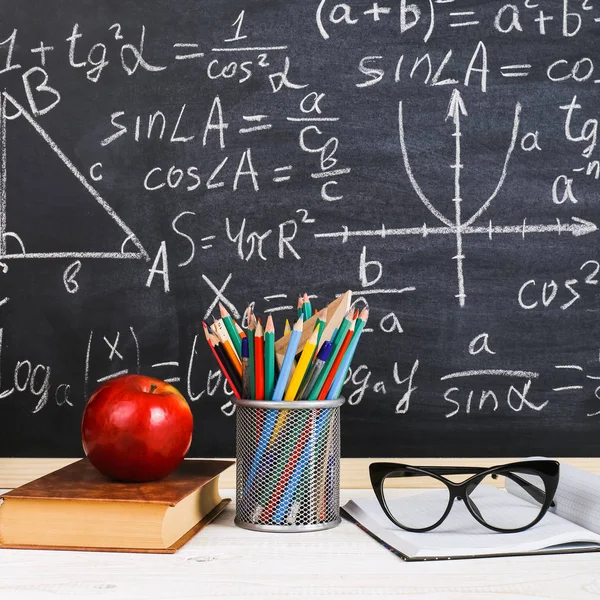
[1,0,599,458]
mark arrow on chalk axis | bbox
[314,216,598,241]
[315,90,597,306]
[447,89,468,306]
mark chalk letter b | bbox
[400,0,421,32]
[22,67,61,116]
[359,246,382,288]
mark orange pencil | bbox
[235,321,247,339]
[213,319,243,378]
[254,319,265,400]
[203,323,241,398]
[317,320,355,400]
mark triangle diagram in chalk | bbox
[0,92,148,261]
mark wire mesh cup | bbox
[235,398,344,532]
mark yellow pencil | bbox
[284,319,291,336]
[284,328,319,401]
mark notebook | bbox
[342,462,600,561]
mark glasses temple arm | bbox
[501,472,556,507]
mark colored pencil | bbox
[272,316,303,401]
[241,336,250,399]
[295,308,326,394]
[314,307,327,347]
[307,312,353,400]
[213,318,243,378]
[254,319,265,400]
[285,328,319,401]
[284,319,291,336]
[302,293,312,320]
[264,315,275,401]
[273,408,330,523]
[247,308,256,398]
[297,296,303,319]
[328,308,369,399]
[219,303,242,357]
[317,320,355,400]
[213,316,233,346]
[297,341,333,400]
[316,412,336,521]
[203,323,241,398]
[244,317,303,494]
[214,343,242,396]
[235,321,247,339]
[259,414,313,523]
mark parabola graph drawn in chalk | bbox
[315,89,598,307]
[0,91,149,262]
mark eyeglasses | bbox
[369,460,560,533]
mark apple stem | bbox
[149,384,158,393]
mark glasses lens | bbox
[382,472,450,530]
[466,468,548,530]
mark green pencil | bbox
[219,303,242,357]
[314,307,327,348]
[246,308,256,399]
[302,293,312,320]
[264,315,275,401]
[307,312,353,400]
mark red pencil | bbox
[260,416,313,522]
[254,319,265,400]
[203,322,241,399]
[317,321,355,400]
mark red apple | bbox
[81,374,193,482]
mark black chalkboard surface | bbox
[1,0,599,458]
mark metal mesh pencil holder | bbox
[235,398,344,532]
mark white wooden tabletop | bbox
[1,488,600,600]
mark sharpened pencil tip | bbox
[255,320,264,336]
[266,314,275,333]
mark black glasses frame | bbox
[369,459,560,533]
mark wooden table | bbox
[1,488,599,599]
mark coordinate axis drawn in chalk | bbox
[0,91,149,264]
[316,89,598,307]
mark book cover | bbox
[0,458,233,553]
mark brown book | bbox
[0,458,233,553]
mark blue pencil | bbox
[273,409,331,523]
[327,308,368,399]
[243,316,304,495]
[272,316,304,400]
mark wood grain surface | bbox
[0,488,599,599]
[2,457,600,489]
